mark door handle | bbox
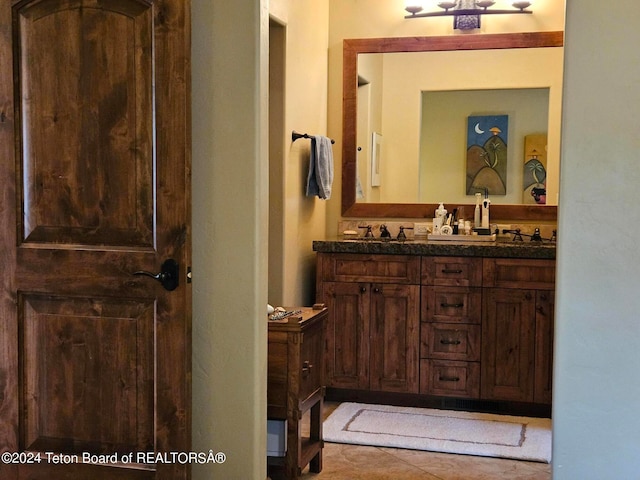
[134,259,179,291]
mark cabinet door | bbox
[370,284,420,393]
[482,288,536,402]
[322,282,370,389]
[535,290,555,404]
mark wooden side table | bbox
[267,305,327,479]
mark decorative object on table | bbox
[466,114,508,196]
[323,402,551,463]
[522,133,548,204]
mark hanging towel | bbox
[305,135,334,199]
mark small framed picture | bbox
[371,132,382,187]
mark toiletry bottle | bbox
[474,193,481,228]
[482,195,491,229]
[436,202,447,220]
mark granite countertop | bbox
[312,237,556,260]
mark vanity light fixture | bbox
[404,1,533,31]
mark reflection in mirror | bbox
[342,33,564,220]
[355,49,561,206]
[419,88,550,205]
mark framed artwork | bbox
[523,134,548,204]
[465,114,508,196]
[371,132,382,187]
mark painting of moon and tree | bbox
[466,114,508,195]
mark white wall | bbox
[191,1,269,478]
[553,0,640,477]
[192,1,329,478]
[269,0,330,307]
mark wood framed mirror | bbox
[341,31,564,221]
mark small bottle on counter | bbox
[474,193,481,228]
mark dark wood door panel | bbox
[370,284,419,393]
[535,290,554,404]
[322,282,369,389]
[1,0,191,478]
[20,294,155,455]
[16,248,161,298]
[482,288,535,402]
[15,0,154,247]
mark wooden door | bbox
[0,1,191,479]
[482,288,535,402]
[369,284,420,393]
[322,282,370,390]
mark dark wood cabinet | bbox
[321,281,370,390]
[267,307,327,479]
[481,287,536,402]
[317,254,420,394]
[315,252,555,413]
[534,290,555,404]
[482,259,555,404]
[369,283,420,393]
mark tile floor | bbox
[299,402,551,480]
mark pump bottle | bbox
[474,193,481,228]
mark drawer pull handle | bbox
[442,269,463,274]
[440,339,462,345]
[302,361,313,375]
[439,376,460,382]
[440,302,464,308]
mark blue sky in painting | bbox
[467,115,509,148]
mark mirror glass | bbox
[342,33,564,220]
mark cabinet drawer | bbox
[420,360,480,398]
[422,287,481,324]
[319,253,420,284]
[420,323,480,361]
[421,257,482,286]
[299,321,324,403]
[483,258,555,290]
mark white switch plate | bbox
[414,222,431,236]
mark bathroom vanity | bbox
[313,239,555,416]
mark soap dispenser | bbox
[474,193,482,228]
[482,190,491,228]
[435,202,447,219]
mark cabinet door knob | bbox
[302,361,313,375]
[373,287,380,293]
[360,286,367,293]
